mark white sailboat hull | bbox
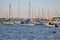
[3,21,14,25]
[20,24,34,26]
[32,22,39,24]
[32,22,44,25]
[14,21,21,24]
[53,21,60,24]
[45,23,56,27]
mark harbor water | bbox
[0,24,60,40]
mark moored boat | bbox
[45,22,58,28]
[20,18,34,26]
[20,24,34,26]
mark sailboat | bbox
[31,8,44,25]
[4,3,14,25]
[52,8,60,24]
[20,18,34,26]
[20,0,34,26]
[44,8,58,27]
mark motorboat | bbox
[45,22,58,28]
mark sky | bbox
[0,0,60,18]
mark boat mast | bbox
[5,13,8,18]
[55,8,58,17]
[9,3,11,24]
[29,0,31,18]
[35,8,36,18]
[32,8,33,18]
[9,3,13,18]
[38,8,40,18]
[48,8,50,18]
[18,0,20,18]
[9,3,11,19]
[42,8,43,18]
[59,8,60,17]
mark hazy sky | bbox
[0,0,60,18]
